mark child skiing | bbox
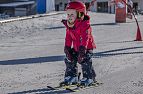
[61,1,96,87]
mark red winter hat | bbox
[65,1,86,14]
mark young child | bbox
[61,1,96,86]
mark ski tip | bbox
[65,87,79,92]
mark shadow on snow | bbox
[0,46,143,65]
[6,46,143,94]
[0,55,65,65]
[8,88,72,94]
[93,46,143,58]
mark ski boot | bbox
[60,76,78,87]
[78,78,94,88]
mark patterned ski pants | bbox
[64,49,96,80]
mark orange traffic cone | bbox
[135,26,142,41]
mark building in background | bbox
[0,0,36,17]
[131,0,143,14]
[36,0,55,14]
[54,0,143,14]
[55,0,68,11]
[54,0,109,12]
[0,0,55,17]
[0,0,13,3]
[54,0,113,13]
[1,0,142,18]
[54,0,94,11]
[96,0,115,13]
[94,0,143,14]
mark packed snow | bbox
[0,12,143,94]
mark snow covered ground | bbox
[0,12,143,94]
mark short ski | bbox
[64,85,79,92]
[64,81,103,92]
[77,81,103,89]
[47,81,103,92]
[47,85,78,92]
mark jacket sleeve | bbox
[80,21,91,49]
[61,19,72,47]
[65,29,72,47]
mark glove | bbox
[61,19,66,24]
[78,46,86,63]
[64,46,72,62]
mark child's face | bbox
[66,9,77,24]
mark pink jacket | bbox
[62,15,96,52]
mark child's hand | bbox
[64,46,73,62]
